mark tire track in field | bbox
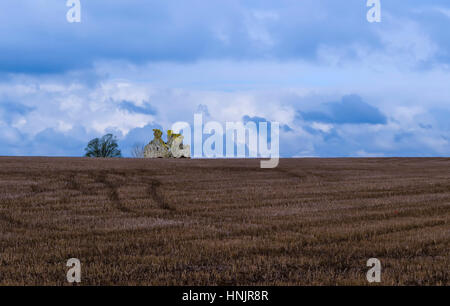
[94,171,133,213]
[147,179,174,211]
[128,169,175,211]
[90,170,174,214]
[64,172,81,191]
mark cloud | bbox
[0,78,448,157]
[32,128,87,156]
[243,115,293,133]
[430,109,450,130]
[119,100,157,115]
[298,95,387,125]
[1,0,440,74]
[0,125,92,157]
[0,99,35,124]
[0,101,34,116]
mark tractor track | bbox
[93,171,133,213]
[91,170,174,214]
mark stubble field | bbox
[0,157,448,285]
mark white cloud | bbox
[311,122,333,133]
[432,7,450,18]
[1,52,450,157]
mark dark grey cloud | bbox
[0,0,449,75]
[298,95,387,125]
[243,115,292,132]
[119,101,157,115]
[0,0,388,74]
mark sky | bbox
[0,0,449,157]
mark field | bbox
[0,157,448,285]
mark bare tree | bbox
[85,134,122,158]
[131,142,145,158]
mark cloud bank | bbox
[0,1,449,157]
